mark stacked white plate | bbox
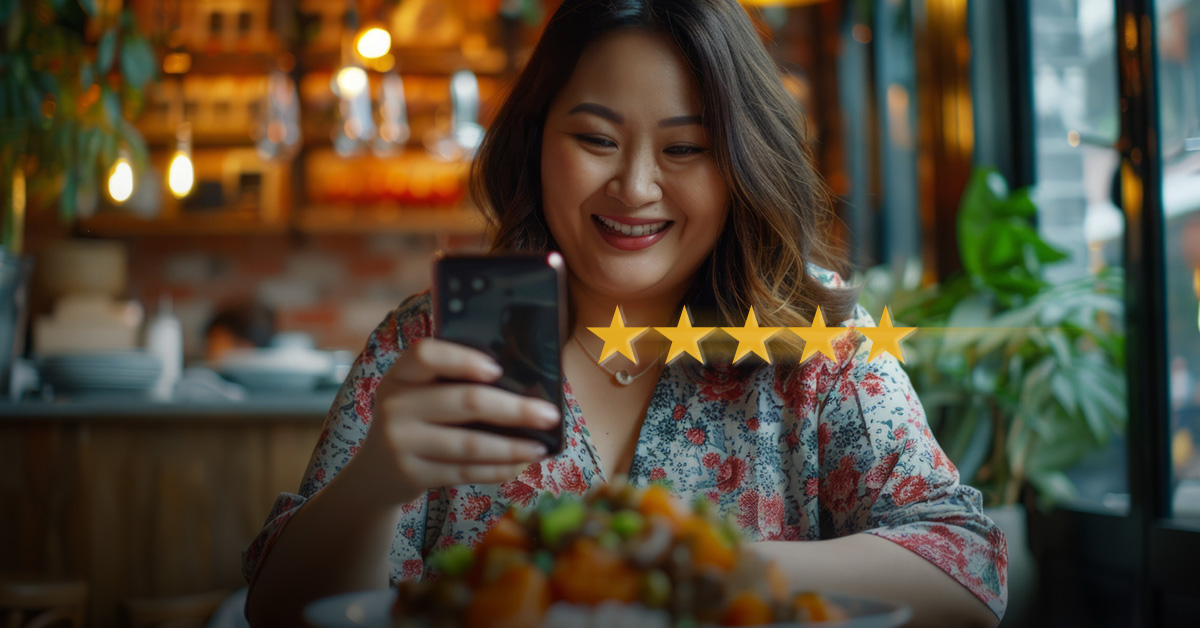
[40,351,162,395]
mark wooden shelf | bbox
[295,206,487,235]
[75,212,289,237]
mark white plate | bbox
[303,589,912,628]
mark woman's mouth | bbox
[592,215,674,251]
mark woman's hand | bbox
[359,337,560,505]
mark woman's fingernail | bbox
[482,361,503,378]
[538,403,560,425]
[527,444,548,458]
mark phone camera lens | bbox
[471,278,486,292]
[448,298,464,313]
[448,278,461,292]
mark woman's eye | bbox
[575,135,616,149]
[665,145,706,156]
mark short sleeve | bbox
[817,305,1008,620]
[242,292,441,587]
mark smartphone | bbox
[431,251,567,455]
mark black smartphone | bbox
[431,251,567,455]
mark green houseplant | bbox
[1,0,157,252]
[860,168,1127,507]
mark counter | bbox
[0,393,333,627]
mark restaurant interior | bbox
[1,0,1198,626]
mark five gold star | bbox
[579,306,918,366]
[857,306,916,363]
[722,307,783,364]
[587,306,649,363]
[655,307,717,364]
[789,306,844,364]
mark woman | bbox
[244,1,1006,626]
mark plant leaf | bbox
[97,29,117,75]
[1028,469,1079,504]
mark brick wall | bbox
[118,232,487,361]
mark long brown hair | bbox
[472,0,859,353]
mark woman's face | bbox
[541,29,729,305]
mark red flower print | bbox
[759,493,785,540]
[838,376,857,399]
[784,429,800,451]
[817,422,831,459]
[401,314,432,346]
[463,494,493,521]
[401,559,423,580]
[833,332,858,363]
[823,455,861,515]
[702,452,721,469]
[893,426,908,441]
[559,459,588,494]
[892,475,930,506]
[864,452,901,491]
[736,491,760,533]
[931,446,956,473]
[404,527,416,539]
[673,404,687,421]
[772,366,819,416]
[717,456,748,493]
[520,462,545,490]
[376,319,400,354]
[500,480,536,507]
[354,375,382,424]
[649,467,667,481]
[697,362,747,403]
[988,527,1009,589]
[706,491,719,504]
[686,428,707,445]
[429,490,440,500]
[805,477,819,496]
[349,445,361,457]
[746,417,759,431]
[861,372,885,396]
[314,468,326,484]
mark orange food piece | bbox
[793,591,842,622]
[638,484,689,528]
[679,516,736,572]
[550,538,641,605]
[720,591,774,626]
[464,563,550,628]
[477,514,532,554]
[765,561,789,603]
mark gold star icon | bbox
[858,307,916,363]
[789,306,844,364]
[655,307,717,364]
[722,307,783,364]
[587,306,650,363]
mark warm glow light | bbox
[167,151,194,198]
[107,157,134,204]
[1067,130,1081,147]
[333,66,368,99]
[355,27,391,60]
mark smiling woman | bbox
[243,2,1006,627]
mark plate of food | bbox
[304,484,912,628]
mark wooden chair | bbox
[0,576,88,628]
[124,590,232,628]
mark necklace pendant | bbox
[615,370,634,385]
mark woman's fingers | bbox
[403,423,549,464]
[387,338,502,385]
[404,458,534,487]
[384,383,560,430]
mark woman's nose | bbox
[606,148,663,208]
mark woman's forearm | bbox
[246,451,411,627]
[753,534,999,628]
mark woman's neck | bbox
[567,276,687,368]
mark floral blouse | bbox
[243,271,1008,620]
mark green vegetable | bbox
[428,544,474,577]
[611,510,645,538]
[641,569,672,608]
[539,500,586,547]
[598,530,621,550]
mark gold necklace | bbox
[572,335,662,386]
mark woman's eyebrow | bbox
[566,102,702,128]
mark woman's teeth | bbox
[595,216,670,237]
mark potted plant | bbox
[859,168,1126,625]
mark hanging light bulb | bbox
[167,122,194,198]
[333,65,368,99]
[107,153,134,204]
[355,26,391,60]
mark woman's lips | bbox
[592,215,673,251]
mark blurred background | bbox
[0,0,1198,626]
